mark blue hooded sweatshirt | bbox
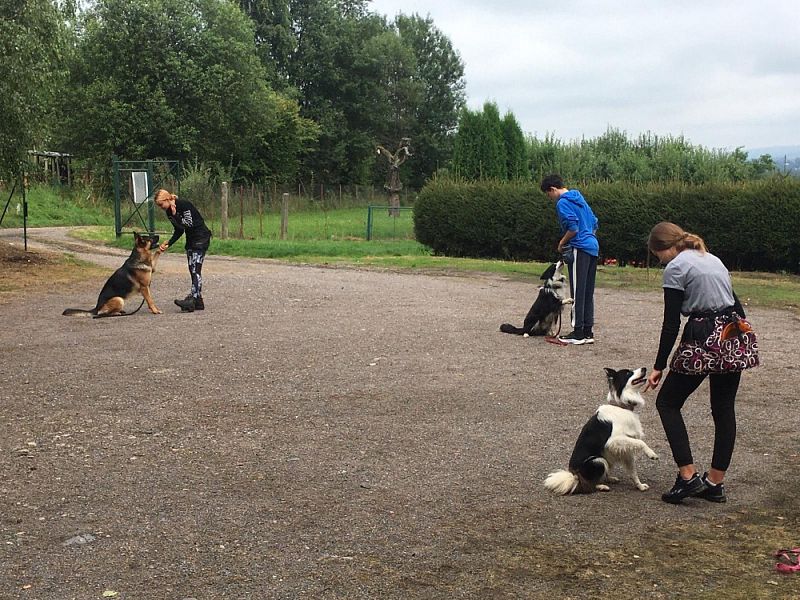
[556,189,599,256]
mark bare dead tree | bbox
[376,137,412,216]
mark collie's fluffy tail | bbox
[500,323,525,335]
[62,308,95,316]
[543,469,579,495]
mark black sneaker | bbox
[661,472,707,504]
[174,295,195,312]
[194,296,204,311]
[696,472,727,503]
[583,329,595,344]
[558,330,586,345]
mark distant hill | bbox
[746,145,800,161]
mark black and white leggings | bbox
[186,248,206,298]
[655,370,741,471]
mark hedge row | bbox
[413,178,800,273]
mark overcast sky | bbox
[369,0,800,153]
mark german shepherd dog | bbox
[63,233,162,317]
[543,368,659,495]
[500,261,573,336]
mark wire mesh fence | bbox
[151,183,416,242]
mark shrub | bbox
[414,177,800,272]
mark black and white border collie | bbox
[500,261,573,337]
[544,368,659,495]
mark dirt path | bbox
[0,228,798,599]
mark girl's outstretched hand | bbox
[644,369,663,392]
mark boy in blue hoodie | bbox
[540,174,599,345]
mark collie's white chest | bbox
[597,405,644,439]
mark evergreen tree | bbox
[452,108,483,179]
[479,102,506,179]
[452,102,513,181]
[501,112,527,180]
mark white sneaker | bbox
[558,330,587,345]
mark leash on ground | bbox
[545,309,569,346]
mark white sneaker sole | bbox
[560,338,587,345]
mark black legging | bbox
[655,370,741,471]
[186,248,206,298]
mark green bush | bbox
[414,178,552,260]
[414,177,800,272]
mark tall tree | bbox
[393,14,465,188]
[452,108,483,179]
[282,1,391,183]
[238,0,294,90]
[57,0,315,182]
[0,0,68,178]
[241,3,465,187]
[452,103,508,180]
[502,111,528,180]
[479,102,507,179]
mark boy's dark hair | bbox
[540,174,564,192]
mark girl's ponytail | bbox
[648,222,707,254]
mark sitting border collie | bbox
[544,367,659,495]
[500,261,573,337]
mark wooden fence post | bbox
[239,187,244,239]
[281,192,289,240]
[258,190,263,238]
[221,181,229,239]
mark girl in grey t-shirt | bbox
[644,221,755,505]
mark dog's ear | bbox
[604,367,616,380]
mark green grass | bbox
[0,184,113,227]
[164,206,415,242]
[6,185,800,312]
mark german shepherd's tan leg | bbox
[96,297,125,317]
[141,285,161,314]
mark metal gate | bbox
[112,158,181,237]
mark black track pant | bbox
[655,370,741,471]
[566,248,597,332]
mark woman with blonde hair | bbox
[644,222,758,504]
[154,189,212,312]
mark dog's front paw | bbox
[563,298,574,305]
[152,308,163,315]
[647,451,659,461]
[596,484,610,492]
[637,483,650,491]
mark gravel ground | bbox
[0,228,798,599]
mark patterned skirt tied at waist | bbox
[669,307,759,375]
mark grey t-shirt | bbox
[663,250,735,315]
